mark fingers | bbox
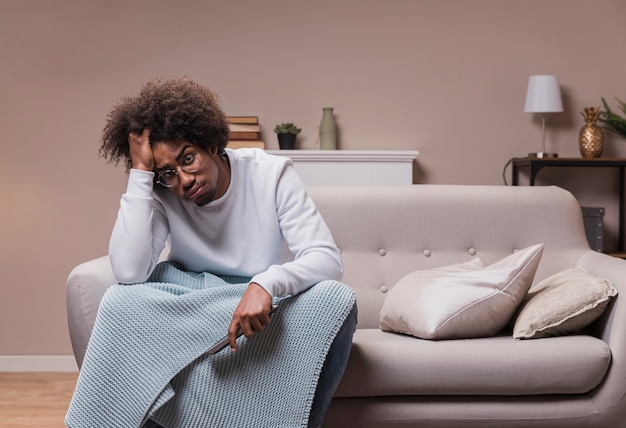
[227,310,272,352]
[227,283,273,352]
[242,312,272,337]
[227,321,241,353]
[128,128,154,171]
[128,128,151,147]
[129,127,151,141]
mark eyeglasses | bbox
[156,152,201,188]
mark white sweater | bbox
[109,148,343,298]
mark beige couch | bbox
[67,185,626,427]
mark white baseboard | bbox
[0,355,78,371]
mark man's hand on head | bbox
[129,128,154,171]
[228,282,273,352]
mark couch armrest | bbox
[576,250,626,413]
[66,255,116,368]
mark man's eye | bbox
[182,153,195,165]
[162,170,176,179]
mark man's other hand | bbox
[228,283,273,352]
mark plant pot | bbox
[277,133,297,150]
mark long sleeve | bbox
[109,169,169,284]
[108,149,343,297]
[249,162,343,297]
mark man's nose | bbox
[178,168,195,187]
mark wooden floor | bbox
[0,372,78,428]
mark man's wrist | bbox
[126,169,155,197]
[249,281,273,299]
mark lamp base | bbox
[528,152,558,159]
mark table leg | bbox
[512,164,519,186]
[529,164,542,186]
[619,167,625,251]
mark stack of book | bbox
[226,116,265,149]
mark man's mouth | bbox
[185,184,204,201]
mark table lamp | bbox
[524,75,563,158]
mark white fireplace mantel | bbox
[266,150,419,186]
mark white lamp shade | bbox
[524,75,563,113]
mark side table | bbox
[511,157,626,253]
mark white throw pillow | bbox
[379,244,544,340]
[513,267,617,339]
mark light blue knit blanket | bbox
[66,262,356,428]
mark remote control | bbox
[205,305,277,355]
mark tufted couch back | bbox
[307,185,591,328]
[67,184,592,365]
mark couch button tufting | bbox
[379,285,388,293]
[379,249,387,256]
[468,247,477,255]
[423,249,431,257]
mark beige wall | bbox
[2,0,625,356]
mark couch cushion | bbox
[513,267,618,339]
[379,244,543,339]
[335,329,611,397]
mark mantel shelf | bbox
[266,149,419,186]
[266,150,419,163]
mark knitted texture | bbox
[66,262,356,428]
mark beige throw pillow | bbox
[379,244,544,340]
[513,268,617,339]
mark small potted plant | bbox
[274,123,301,150]
[599,97,626,141]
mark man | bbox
[98,76,356,427]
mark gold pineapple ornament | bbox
[579,106,604,158]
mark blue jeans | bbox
[308,303,358,428]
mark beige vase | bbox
[319,107,337,150]
[579,106,604,158]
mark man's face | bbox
[152,140,227,206]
